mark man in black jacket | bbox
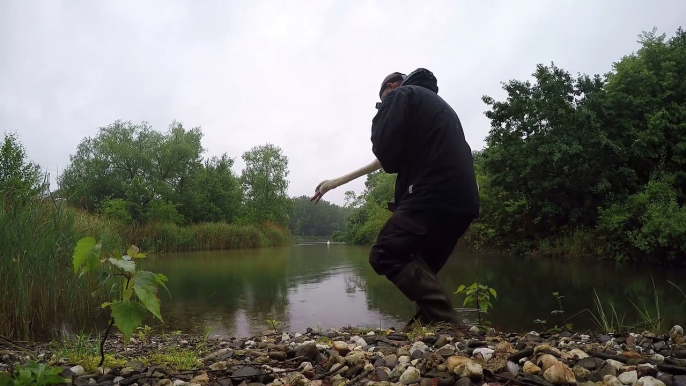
[369,68,479,330]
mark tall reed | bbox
[1,194,291,341]
[0,194,98,341]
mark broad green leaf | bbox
[111,299,147,341]
[109,257,135,274]
[480,302,489,313]
[0,374,14,386]
[134,252,146,258]
[101,301,112,308]
[155,273,170,297]
[113,248,122,260]
[489,288,497,299]
[73,237,99,274]
[133,271,163,321]
[455,285,466,293]
[122,277,134,301]
[463,298,471,307]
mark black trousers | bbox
[369,208,473,280]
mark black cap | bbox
[379,72,406,98]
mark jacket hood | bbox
[401,68,439,94]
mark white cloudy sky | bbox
[1,1,684,206]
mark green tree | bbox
[288,195,347,237]
[175,154,243,223]
[0,132,45,196]
[240,144,291,226]
[57,120,204,222]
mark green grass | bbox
[1,193,291,341]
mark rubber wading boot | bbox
[391,257,464,330]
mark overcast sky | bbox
[1,1,684,206]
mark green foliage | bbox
[597,176,686,261]
[0,132,46,197]
[72,238,169,342]
[288,195,347,237]
[459,27,686,263]
[57,120,247,226]
[0,361,66,386]
[455,282,497,326]
[340,170,395,244]
[240,143,292,226]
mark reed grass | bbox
[1,193,291,341]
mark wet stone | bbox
[456,377,472,386]
[373,368,389,382]
[599,335,612,344]
[387,333,407,341]
[577,358,598,371]
[233,367,259,379]
[345,365,364,379]
[658,375,674,386]
[437,348,455,357]
[422,335,438,345]
[434,336,449,348]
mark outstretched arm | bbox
[310,158,382,204]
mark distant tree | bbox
[288,195,347,237]
[0,132,45,197]
[240,144,291,226]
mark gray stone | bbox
[233,366,259,379]
[576,358,597,371]
[296,343,321,361]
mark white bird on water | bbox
[327,240,331,245]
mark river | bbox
[101,242,685,339]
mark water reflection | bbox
[129,243,685,339]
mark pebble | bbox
[5,325,686,386]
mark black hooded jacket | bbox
[370,68,479,218]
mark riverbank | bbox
[0,195,292,341]
[2,324,685,386]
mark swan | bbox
[310,158,382,204]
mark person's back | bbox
[369,68,479,330]
[370,68,479,219]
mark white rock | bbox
[568,349,589,359]
[469,326,480,333]
[114,376,125,384]
[316,344,329,350]
[410,341,429,354]
[617,370,637,385]
[281,332,290,341]
[299,362,314,371]
[294,333,302,338]
[173,380,186,386]
[601,375,622,386]
[70,366,85,376]
[245,340,256,346]
[352,336,368,348]
[398,355,411,364]
[650,354,664,362]
[473,347,494,362]
[579,335,590,341]
[529,331,540,336]
[364,363,374,371]
[455,363,484,380]
[411,359,420,366]
[637,376,666,386]
[606,359,624,371]
[399,367,421,384]
[367,331,376,336]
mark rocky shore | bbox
[1,325,685,386]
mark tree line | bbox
[340,27,686,264]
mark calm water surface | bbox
[120,243,685,338]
